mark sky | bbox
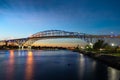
[0,0,120,46]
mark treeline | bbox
[0,45,67,50]
[84,40,120,54]
[32,46,67,50]
[0,45,18,49]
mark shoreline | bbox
[76,50,120,70]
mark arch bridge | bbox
[0,30,120,49]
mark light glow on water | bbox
[6,50,15,80]
[25,51,34,80]
[108,67,120,80]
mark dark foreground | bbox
[80,51,120,70]
[0,50,119,80]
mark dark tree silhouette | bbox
[93,40,108,50]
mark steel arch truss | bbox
[6,38,28,46]
[24,38,40,46]
[30,30,86,38]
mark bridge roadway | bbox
[0,30,119,49]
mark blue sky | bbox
[0,0,120,39]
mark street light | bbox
[89,43,93,48]
[90,43,93,46]
[111,43,115,47]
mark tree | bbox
[93,40,108,50]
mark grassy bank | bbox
[112,53,120,56]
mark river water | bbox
[0,50,119,80]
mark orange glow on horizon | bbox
[32,39,86,47]
[33,43,86,47]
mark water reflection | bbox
[25,51,34,80]
[108,67,120,80]
[79,54,98,80]
[0,50,119,80]
[6,50,15,80]
[18,50,21,56]
[92,61,96,71]
[79,54,85,79]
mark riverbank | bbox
[74,50,120,70]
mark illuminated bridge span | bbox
[0,30,120,49]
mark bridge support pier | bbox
[19,45,24,50]
[22,46,24,50]
[19,45,21,50]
